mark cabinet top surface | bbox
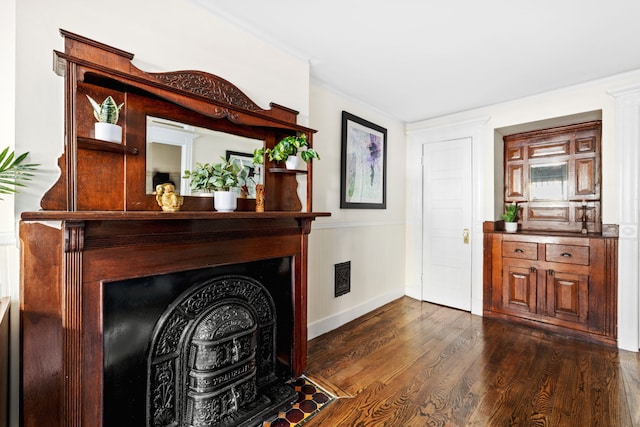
[487,229,615,242]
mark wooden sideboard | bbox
[483,223,617,345]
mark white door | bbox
[422,138,473,310]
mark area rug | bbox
[262,376,336,427]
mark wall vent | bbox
[334,261,351,297]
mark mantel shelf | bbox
[21,210,330,222]
[77,136,139,155]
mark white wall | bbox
[1,1,18,426]
[406,69,640,351]
[1,0,17,242]
[307,81,407,338]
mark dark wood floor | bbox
[304,297,640,426]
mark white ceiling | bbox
[197,0,640,123]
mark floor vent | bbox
[334,261,351,297]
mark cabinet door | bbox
[545,269,589,327]
[502,263,537,317]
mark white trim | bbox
[405,116,489,316]
[610,86,640,351]
[307,289,405,340]
[310,77,403,122]
[0,232,16,247]
[312,220,405,230]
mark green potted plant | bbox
[502,202,519,233]
[183,162,216,194]
[0,147,38,199]
[263,134,320,170]
[183,157,241,211]
[86,95,124,143]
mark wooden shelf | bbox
[269,168,308,174]
[77,136,138,155]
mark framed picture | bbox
[226,150,261,198]
[340,111,387,209]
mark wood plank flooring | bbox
[304,297,640,426]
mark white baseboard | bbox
[307,289,406,340]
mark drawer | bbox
[502,241,538,260]
[546,244,589,265]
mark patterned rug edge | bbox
[262,375,337,427]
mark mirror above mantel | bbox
[146,116,263,197]
[41,29,317,213]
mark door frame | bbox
[406,117,489,315]
[421,137,473,310]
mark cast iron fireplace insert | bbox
[102,257,297,427]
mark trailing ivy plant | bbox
[86,95,124,124]
[0,147,39,199]
[265,134,320,163]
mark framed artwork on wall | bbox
[340,111,387,209]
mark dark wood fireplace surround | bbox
[19,30,329,427]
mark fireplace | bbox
[20,30,330,427]
[103,259,298,427]
[20,214,328,427]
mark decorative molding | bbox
[149,71,263,112]
[64,221,85,253]
[0,232,16,247]
[405,116,488,315]
[311,220,405,230]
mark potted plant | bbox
[86,95,124,143]
[502,202,519,233]
[0,147,38,199]
[263,134,320,170]
[183,162,216,195]
[183,157,241,212]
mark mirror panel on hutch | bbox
[20,30,329,427]
[483,120,618,347]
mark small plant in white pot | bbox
[184,158,241,212]
[86,95,124,143]
[263,134,320,170]
[502,202,519,233]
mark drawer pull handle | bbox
[514,248,524,253]
[561,252,572,257]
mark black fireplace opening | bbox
[102,257,296,427]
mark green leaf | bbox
[86,95,124,124]
[0,147,39,198]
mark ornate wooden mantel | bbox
[20,30,330,427]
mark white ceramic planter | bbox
[285,155,299,170]
[94,122,122,143]
[504,222,518,233]
[213,191,237,212]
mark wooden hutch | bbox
[20,30,329,427]
[484,121,618,346]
